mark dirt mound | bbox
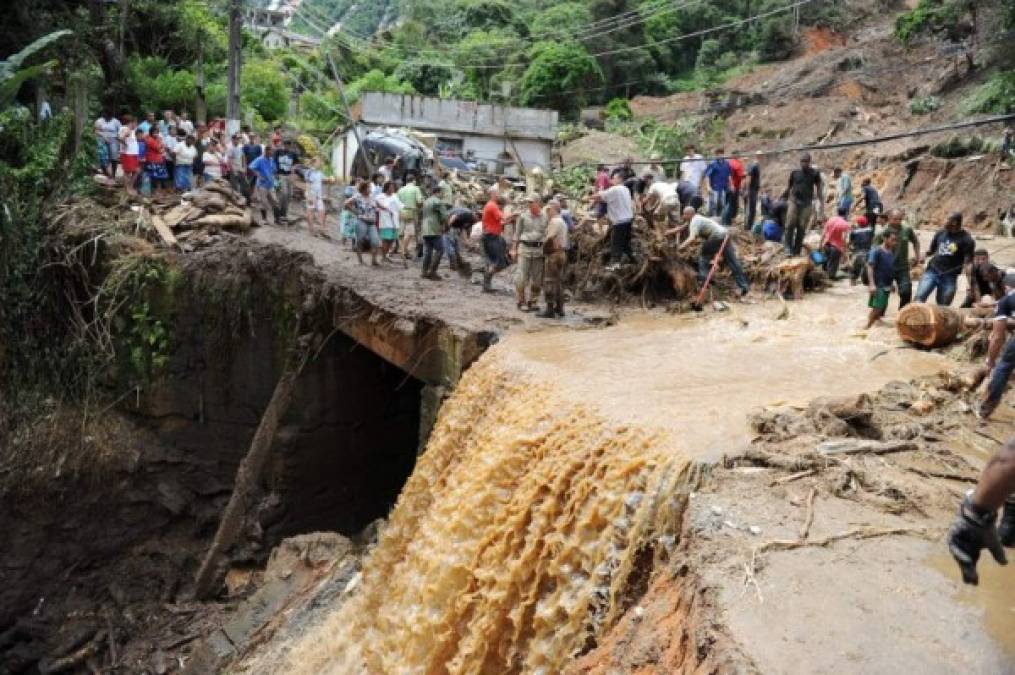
[803,26,848,55]
[560,130,641,167]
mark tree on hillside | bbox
[519,41,603,115]
[454,29,523,100]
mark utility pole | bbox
[326,52,373,176]
[226,0,243,135]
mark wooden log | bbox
[897,303,963,348]
[193,341,312,600]
[191,213,250,231]
[816,439,918,456]
[152,215,178,247]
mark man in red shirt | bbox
[723,154,746,226]
[820,205,852,280]
[481,189,518,292]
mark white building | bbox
[331,92,559,181]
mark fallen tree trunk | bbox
[816,439,918,456]
[193,338,313,600]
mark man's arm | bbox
[781,173,793,200]
[910,228,922,263]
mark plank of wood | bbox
[152,215,178,247]
[816,439,918,456]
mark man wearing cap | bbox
[513,195,548,311]
[962,249,1006,308]
[916,212,975,306]
[782,153,823,256]
[538,200,568,318]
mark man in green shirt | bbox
[873,208,921,308]
[397,173,424,261]
[420,187,449,280]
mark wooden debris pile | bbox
[141,180,255,251]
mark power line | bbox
[571,113,1015,168]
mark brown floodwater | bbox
[506,285,950,459]
[927,551,1015,658]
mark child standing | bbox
[119,117,139,195]
[866,229,898,329]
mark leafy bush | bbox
[895,0,965,44]
[519,41,603,114]
[961,71,1015,114]
[603,98,632,122]
[241,59,290,123]
[909,95,941,115]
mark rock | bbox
[265,532,354,583]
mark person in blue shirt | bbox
[977,273,1015,420]
[865,229,897,329]
[702,150,731,218]
[248,153,278,226]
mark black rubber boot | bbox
[1000,497,1015,548]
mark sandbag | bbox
[897,302,963,348]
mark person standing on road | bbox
[703,150,731,219]
[865,229,898,329]
[376,180,404,263]
[301,156,334,239]
[667,207,749,298]
[744,152,762,236]
[596,172,636,270]
[273,139,300,218]
[248,151,279,227]
[480,190,517,293]
[962,249,1006,308]
[916,212,975,306]
[782,153,823,256]
[346,180,381,267]
[397,173,424,261]
[820,205,852,280]
[419,186,449,280]
[538,199,568,319]
[833,167,853,214]
[873,208,921,309]
[513,195,548,312]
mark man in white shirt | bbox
[680,145,706,193]
[668,207,749,297]
[644,180,682,232]
[596,172,635,270]
[178,111,195,135]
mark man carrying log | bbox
[961,248,1006,308]
[947,435,1015,585]
[915,212,975,306]
[666,207,749,298]
[976,273,1015,420]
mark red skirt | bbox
[121,153,139,173]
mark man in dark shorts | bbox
[858,177,881,234]
[916,212,975,306]
[866,229,897,329]
[446,206,478,272]
[744,152,762,234]
[480,190,517,292]
[782,153,823,255]
[848,215,874,285]
[961,249,1006,307]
